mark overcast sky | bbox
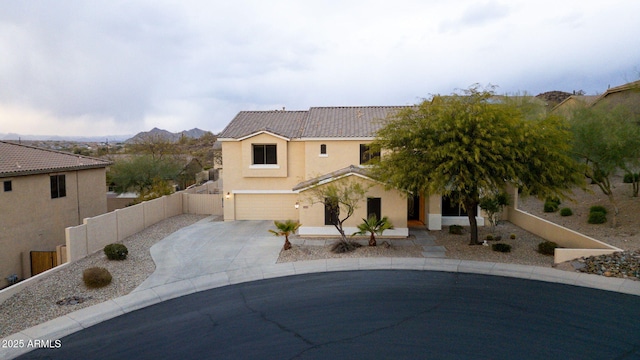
[1,0,639,138]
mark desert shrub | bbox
[104,243,128,260]
[623,173,639,183]
[485,234,494,241]
[83,267,112,288]
[449,225,463,235]
[588,211,607,224]
[491,243,511,253]
[543,200,559,213]
[494,235,502,241]
[538,241,558,255]
[509,233,516,239]
[589,205,607,215]
[330,240,362,254]
[560,207,573,217]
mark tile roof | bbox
[292,165,372,191]
[0,141,112,178]
[302,106,404,138]
[218,106,406,140]
[218,111,308,139]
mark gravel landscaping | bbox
[2,177,639,339]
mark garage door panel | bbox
[235,194,298,220]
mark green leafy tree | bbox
[108,155,182,201]
[371,85,583,245]
[127,134,179,160]
[568,105,640,224]
[353,214,394,246]
[269,220,301,251]
[306,179,369,252]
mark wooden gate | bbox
[30,251,58,276]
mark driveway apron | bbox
[134,219,281,290]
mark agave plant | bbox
[269,220,301,250]
[353,214,394,246]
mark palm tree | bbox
[353,214,394,246]
[269,220,301,250]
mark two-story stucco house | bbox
[219,106,484,237]
[0,141,111,287]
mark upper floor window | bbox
[360,144,380,165]
[50,174,66,199]
[253,144,277,165]
[3,180,12,192]
[320,144,327,155]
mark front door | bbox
[407,195,420,221]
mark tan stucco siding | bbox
[0,168,108,286]
[298,176,407,230]
[304,140,372,179]
[241,133,289,178]
[234,194,299,221]
[222,139,305,221]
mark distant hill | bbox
[535,91,573,107]
[125,127,210,143]
[0,133,131,142]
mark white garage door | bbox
[235,194,299,220]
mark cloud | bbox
[439,1,511,33]
[1,0,640,137]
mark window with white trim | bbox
[252,144,277,165]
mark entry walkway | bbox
[3,218,640,359]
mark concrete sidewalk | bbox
[4,218,640,359]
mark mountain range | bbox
[1,127,211,143]
[124,127,210,143]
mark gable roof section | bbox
[219,106,408,141]
[301,106,404,138]
[218,111,308,140]
[0,141,112,178]
[293,165,374,192]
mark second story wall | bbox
[222,137,306,192]
[0,168,108,285]
[304,139,375,179]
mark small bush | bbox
[509,233,516,240]
[83,267,112,288]
[588,211,607,224]
[559,207,573,217]
[623,173,639,183]
[491,243,511,253]
[538,241,558,255]
[546,196,561,206]
[449,225,463,235]
[494,235,502,241]
[330,240,362,254]
[104,243,128,260]
[589,205,607,215]
[485,234,494,241]
[543,201,559,213]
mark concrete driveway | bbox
[135,219,282,290]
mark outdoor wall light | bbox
[226,192,230,199]
[295,202,299,209]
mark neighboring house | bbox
[552,80,640,115]
[0,141,111,287]
[218,106,483,237]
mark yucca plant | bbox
[353,214,394,246]
[269,220,301,251]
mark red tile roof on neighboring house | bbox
[0,141,112,178]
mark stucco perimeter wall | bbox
[507,207,621,263]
